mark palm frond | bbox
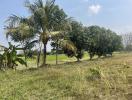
[46,0,55,9]
[5,14,21,27]
[5,26,18,39]
[59,39,77,52]
[25,0,37,14]
[24,40,38,49]
[50,31,65,41]
[15,58,27,67]
[35,0,43,8]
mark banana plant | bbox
[0,42,27,69]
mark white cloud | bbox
[88,4,102,15]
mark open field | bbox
[19,52,96,69]
[0,52,132,100]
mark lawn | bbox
[0,52,131,100]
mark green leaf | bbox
[15,58,27,67]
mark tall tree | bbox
[51,32,77,64]
[66,21,84,61]
[25,0,71,66]
[5,15,36,62]
[50,6,72,65]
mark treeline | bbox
[0,0,122,69]
[122,33,132,51]
[53,22,122,61]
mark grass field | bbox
[0,52,132,100]
[20,52,96,69]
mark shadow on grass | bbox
[1,56,114,73]
[37,56,114,68]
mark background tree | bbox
[66,21,84,61]
[121,33,132,48]
[125,44,132,51]
[50,6,72,65]
[51,31,77,64]
[83,26,99,59]
[5,15,36,62]
[83,26,122,59]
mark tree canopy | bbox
[83,26,122,59]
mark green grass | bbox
[25,52,96,67]
[19,54,71,69]
[20,53,87,69]
[0,52,132,100]
[47,54,69,61]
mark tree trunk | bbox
[98,55,101,58]
[23,50,27,62]
[89,53,92,60]
[56,40,58,65]
[37,42,42,67]
[37,50,41,67]
[111,53,113,56]
[77,58,80,62]
[42,43,47,67]
[21,42,27,64]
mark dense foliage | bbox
[83,26,122,59]
[66,21,84,61]
[63,24,122,61]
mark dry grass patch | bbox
[0,52,131,100]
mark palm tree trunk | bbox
[37,42,42,67]
[42,43,47,66]
[37,50,41,67]
[89,52,93,60]
[56,40,58,65]
[21,42,27,64]
[23,50,27,62]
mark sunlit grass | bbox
[0,52,131,99]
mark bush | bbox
[125,44,132,51]
[86,68,101,81]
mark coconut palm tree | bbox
[25,0,74,66]
[51,31,77,65]
[50,17,78,64]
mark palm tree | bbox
[5,15,36,62]
[25,0,72,66]
[51,17,73,64]
[51,31,77,65]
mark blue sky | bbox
[0,0,132,49]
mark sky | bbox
[0,0,132,50]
